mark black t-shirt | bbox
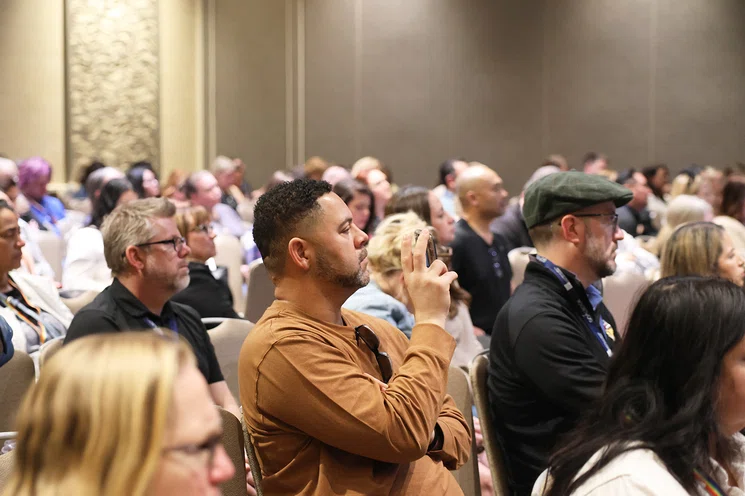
[450,219,512,333]
[64,278,224,384]
[171,262,240,319]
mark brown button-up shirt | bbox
[239,301,471,495]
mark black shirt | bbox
[221,191,239,211]
[171,262,240,320]
[488,261,618,495]
[450,219,512,333]
[616,204,658,237]
[490,202,533,253]
[64,278,224,384]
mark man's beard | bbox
[144,259,191,295]
[314,248,369,289]
[585,233,616,280]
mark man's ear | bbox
[559,215,584,246]
[124,246,146,272]
[464,190,477,209]
[287,237,312,271]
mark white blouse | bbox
[532,434,745,496]
[62,227,112,292]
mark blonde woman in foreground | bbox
[2,332,234,496]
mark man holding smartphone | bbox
[239,179,471,495]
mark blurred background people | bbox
[333,179,376,235]
[171,206,240,319]
[127,163,161,199]
[18,157,66,235]
[62,178,138,292]
[660,221,745,286]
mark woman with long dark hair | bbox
[62,178,137,292]
[126,164,161,199]
[534,277,745,495]
[332,178,376,234]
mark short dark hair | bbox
[253,179,332,276]
[543,277,745,495]
[582,152,601,166]
[615,168,638,186]
[385,185,432,224]
[438,158,465,186]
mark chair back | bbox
[447,366,481,496]
[218,407,249,496]
[213,234,245,314]
[242,416,263,496]
[209,319,254,401]
[0,450,14,491]
[60,290,98,315]
[507,247,535,288]
[469,353,511,496]
[244,260,275,323]
[36,230,65,281]
[601,270,649,337]
[38,337,64,370]
[0,351,35,431]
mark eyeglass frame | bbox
[564,212,620,231]
[162,433,222,469]
[354,324,393,384]
[121,236,187,257]
[191,223,214,234]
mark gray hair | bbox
[102,198,176,276]
[85,166,124,200]
[210,155,235,176]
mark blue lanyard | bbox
[535,255,612,357]
[142,316,179,335]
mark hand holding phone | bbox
[414,228,438,267]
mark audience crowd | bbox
[2,149,745,495]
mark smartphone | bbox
[414,229,438,267]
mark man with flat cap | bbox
[486,171,633,495]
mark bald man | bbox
[450,163,512,335]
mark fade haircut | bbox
[253,179,332,277]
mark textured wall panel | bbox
[66,0,160,173]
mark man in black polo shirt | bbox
[488,172,632,495]
[450,163,512,335]
[65,198,240,419]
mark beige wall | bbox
[208,0,288,187]
[0,0,203,183]
[160,0,204,178]
[0,0,66,182]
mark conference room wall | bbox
[212,0,745,193]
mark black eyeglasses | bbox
[135,236,187,252]
[355,324,393,384]
[571,213,619,230]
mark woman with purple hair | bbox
[18,157,66,236]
